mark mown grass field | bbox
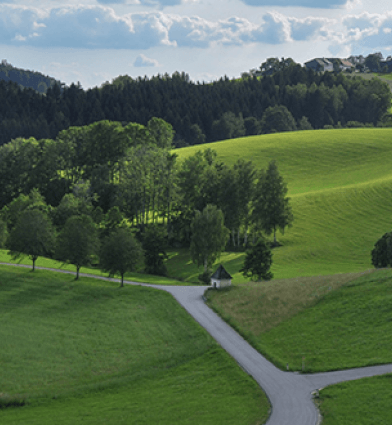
[168,128,392,282]
[0,266,269,424]
[0,250,188,286]
[317,374,392,425]
[207,269,392,372]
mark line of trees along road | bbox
[0,64,390,147]
[0,119,293,271]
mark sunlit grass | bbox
[168,129,392,281]
[0,266,269,424]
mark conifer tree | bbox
[252,161,293,246]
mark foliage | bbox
[198,270,211,285]
[240,237,273,281]
[297,116,313,130]
[100,206,125,238]
[252,160,293,245]
[261,105,297,133]
[142,226,168,276]
[371,232,392,268]
[190,204,229,272]
[0,66,390,148]
[0,60,62,94]
[100,227,143,286]
[212,112,245,141]
[51,192,93,228]
[2,189,49,230]
[56,214,100,279]
[0,218,7,248]
[6,209,56,271]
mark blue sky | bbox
[0,0,390,88]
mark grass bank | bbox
[207,269,392,372]
[0,266,269,424]
[317,374,392,425]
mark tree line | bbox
[0,60,62,94]
[0,64,390,147]
[0,118,292,280]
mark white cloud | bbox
[289,16,332,41]
[134,53,160,66]
[2,3,392,57]
[340,11,392,53]
[0,5,298,49]
[239,0,349,8]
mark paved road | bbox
[2,263,392,424]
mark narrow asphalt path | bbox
[2,262,392,425]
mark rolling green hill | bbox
[170,128,392,281]
[0,267,268,424]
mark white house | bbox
[304,58,333,72]
[210,265,232,288]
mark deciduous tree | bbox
[7,209,55,271]
[142,226,168,276]
[100,227,143,287]
[56,214,99,279]
[240,237,273,281]
[190,204,229,273]
[371,232,392,268]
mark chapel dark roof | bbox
[211,265,232,280]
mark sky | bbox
[0,0,391,88]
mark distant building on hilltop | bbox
[304,58,333,72]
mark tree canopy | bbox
[190,204,229,273]
[100,227,143,286]
[56,214,100,279]
[7,209,55,271]
[240,237,273,281]
[371,232,392,268]
[252,161,293,245]
[0,64,389,148]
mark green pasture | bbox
[0,266,268,424]
[169,129,392,281]
[208,269,392,372]
[318,374,392,425]
[0,250,187,286]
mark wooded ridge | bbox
[0,64,390,147]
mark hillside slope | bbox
[174,128,392,279]
[0,60,62,94]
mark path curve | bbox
[2,262,392,425]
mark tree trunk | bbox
[166,187,171,235]
[204,257,208,273]
[232,228,236,247]
[121,273,124,287]
[32,257,36,272]
[237,228,240,247]
[76,265,80,280]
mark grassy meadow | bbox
[207,268,392,372]
[0,266,269,424]
[317,374,392,425]
[169,128,392,282]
